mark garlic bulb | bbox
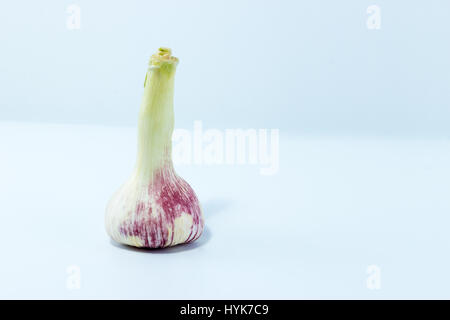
[105,48,204,248]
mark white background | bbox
[0,1,450,299]
[1,1,449,135]
[1,123,449,299]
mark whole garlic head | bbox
[105,48,204,248]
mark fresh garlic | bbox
[105,48,204,248]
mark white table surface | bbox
[0,122,449,299]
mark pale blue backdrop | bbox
[1,1,450,299]
[0,0,449,136]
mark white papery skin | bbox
[105,48,204,248]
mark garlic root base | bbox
[105,171,204,249]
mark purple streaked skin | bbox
[107,48,204,248]
[119,166,203,248]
